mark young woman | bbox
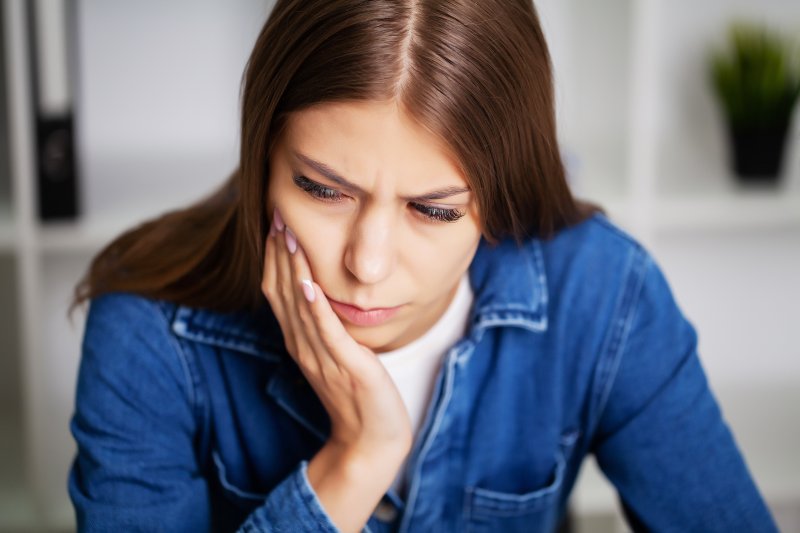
[67,1,777,532]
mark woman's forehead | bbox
[282,101,470,192]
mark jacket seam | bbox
[589,246,650,439]
[158,302,202,435]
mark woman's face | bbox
[267,100,482,353]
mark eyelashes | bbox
[291,175,466,224]
[293,175,341,201]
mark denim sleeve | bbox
[68,293,341,532]
[590,251,778,532]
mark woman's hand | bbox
[262,207,412,529]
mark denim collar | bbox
[469,236,548,334]
[170,236,548,361]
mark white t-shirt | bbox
[376,273,474,497]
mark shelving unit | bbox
[1,0,272,530]
[1,0,799,531]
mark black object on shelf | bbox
[728,123,791,184]
[27,0,81,221]
[35,113,78,219]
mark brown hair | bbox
[69,0,603,318]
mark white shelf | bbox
[583,184,800,235]
[36,209,149,254]
[653,187,800,233]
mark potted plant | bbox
[710,22,800,183]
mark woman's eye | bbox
[292,175,344,202]
[412,203,465,223]
[292,174,464,223]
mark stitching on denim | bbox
[212,451,269,500]
[530,238,549,308]
[397,349,460,533]
[455,340,476,366]
[475,315,547,333]
[470,240,549,333]
[181,330,279,360]
[173,321,282,362]
[158,303,197,411]
[466,451,565,518]
[172,306,284,361]
[592,249,650,434]
[477,303,537,312]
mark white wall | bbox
[76,0,273,221]
[654,229,800,387]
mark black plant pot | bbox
[728,122,790,184]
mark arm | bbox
[590,251,778,532]
[242,441,406,532]
[67,293,349,532]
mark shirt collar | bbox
[171,236,549,360]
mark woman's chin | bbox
[344,324,402,354]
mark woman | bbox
[67,1,777,532]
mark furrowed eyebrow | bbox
[293,151,471,202]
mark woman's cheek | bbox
[298,229,338,283]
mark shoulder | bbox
[542,212,648,274]
[537,212,683,358]
[537,212,653,314]
[80,292,193,403]
[86,291,178,329]
[85,290,286,365]
[83,292,184,362]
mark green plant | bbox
[710,22,800,130]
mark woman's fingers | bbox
[263,216,296,355]
[287,231,373,366]
[274,223,319,373]
[283,229,333,369]
[267,207,373,381]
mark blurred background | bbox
[0,0,798,531]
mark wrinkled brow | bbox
[294,151,471,202]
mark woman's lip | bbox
[327,298,403,326]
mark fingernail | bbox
[301,279,315,302]
[269,220,277,237]
[273,208,285,231]
[285,227,297,254]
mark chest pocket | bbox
[462,430,578,533]
[211,450,270,512]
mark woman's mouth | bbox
[327,298,403,326]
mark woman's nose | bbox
[343,209,396,285]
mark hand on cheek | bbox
[260,207,413,458]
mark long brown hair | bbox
[69,0,603,318]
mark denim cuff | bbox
[239,460,340,532]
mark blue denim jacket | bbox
[68,213,777,532]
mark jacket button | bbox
[373,500,398,522]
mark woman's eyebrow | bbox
[293,151,471,201]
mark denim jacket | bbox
[68,212,777,532]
